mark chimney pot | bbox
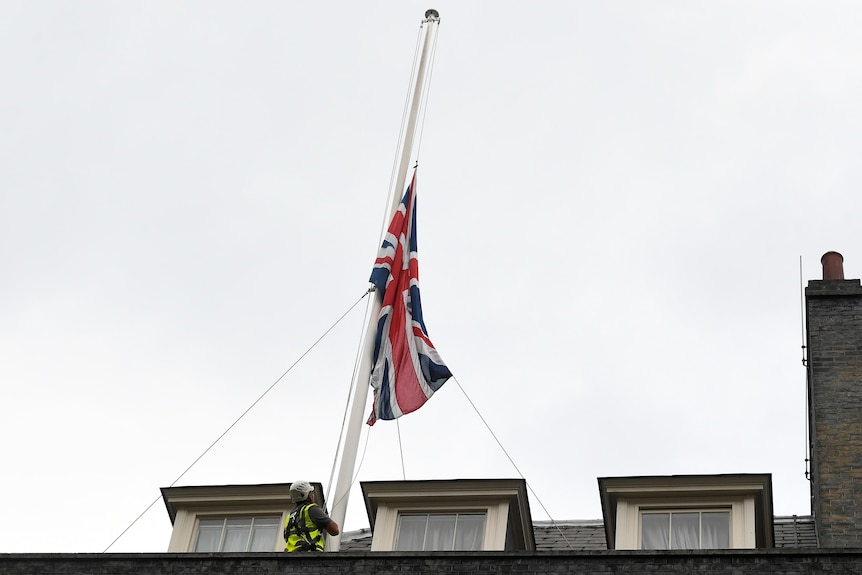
[821,251,845,280]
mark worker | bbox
[283,480,340,552]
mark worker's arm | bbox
[310,506,340,536]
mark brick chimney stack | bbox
[806,251,862,547]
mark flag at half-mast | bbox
[367,171,451,425]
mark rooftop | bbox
[339,515,817,552]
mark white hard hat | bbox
[290,480,314,502]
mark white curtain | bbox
[670,513,699,549]
[249,518,279,551]
[642,511,730,550]
[194,519,224,552]
[701,512,730,549]
[222,518,252,552]
[395,515,428,551]
[425,514,457,550]
[396,513,486,551]
[454,514,485,550]
[641,513,670,549]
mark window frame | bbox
[638,506,732,549]
[192,515,282,552]
[171,507,288,552]
[372,499,507,551]
[361,479,535,551]
[161,483,325,552]
[394,510,488,551]
[617,495,752,549]
[598,474,774,550]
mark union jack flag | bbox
[367,172,451,425]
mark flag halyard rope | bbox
[325,286,377,507]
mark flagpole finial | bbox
[424,9,440,20]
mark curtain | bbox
[641,513,670,549]
[642,511,730,550]
[425,514,457,550]
[701,512,730,549]
[670,513,699,549]
[193,519,224,552]
[396,513,487,551]
[222,518,252,552]
[395,515,429,551]
[249,518,279,551]
[454,514,485,551]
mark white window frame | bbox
[617,497,752,549]
[161,483,321,552]
[598,475,773,550]
[192,515,282,552]
[371,500,508,551]
[171,507,288,552]
[393,510,488,551]
[361,479,535,552]
[638,507,731,549]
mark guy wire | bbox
[412,16,440,163]
[103,289,371,553]
[397,419,407,480]
[379,20,425,240]
[452,376,575,551]
[326,286,377,507]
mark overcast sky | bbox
[3,1,862,553]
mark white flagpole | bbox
[327,9,440,552]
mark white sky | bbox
[2,1,861,553]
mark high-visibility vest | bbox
[284,503,325,552]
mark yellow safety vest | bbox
[284,503,325,552]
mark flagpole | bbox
[327,9,440,552]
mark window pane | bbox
[396,513,487,551]
[222,518,252,552]
[426,514,457,551]
[396,515,428,551]
[249,518,279,552]
[641,513,669,549]
[454,514,485,551]
[670,512,699,549]
[194,519,224,552]
[701,512,730,549]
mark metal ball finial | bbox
[424,9,440,20]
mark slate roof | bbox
[340,528,372,551]
[338,515,818,551]
[773,515,818,548]
[532,519,606,550]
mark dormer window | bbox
[161,483,326,552]
[598,474,774,550]
[362,479,535,551]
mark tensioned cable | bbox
[324,422,373,515]
[452,376,576,551]
[396,419,406,480]
[379,21,425,236]
[337,16,437,497]
[412,19,439,162]
[326,287,377,505]
[102,289,372,553]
